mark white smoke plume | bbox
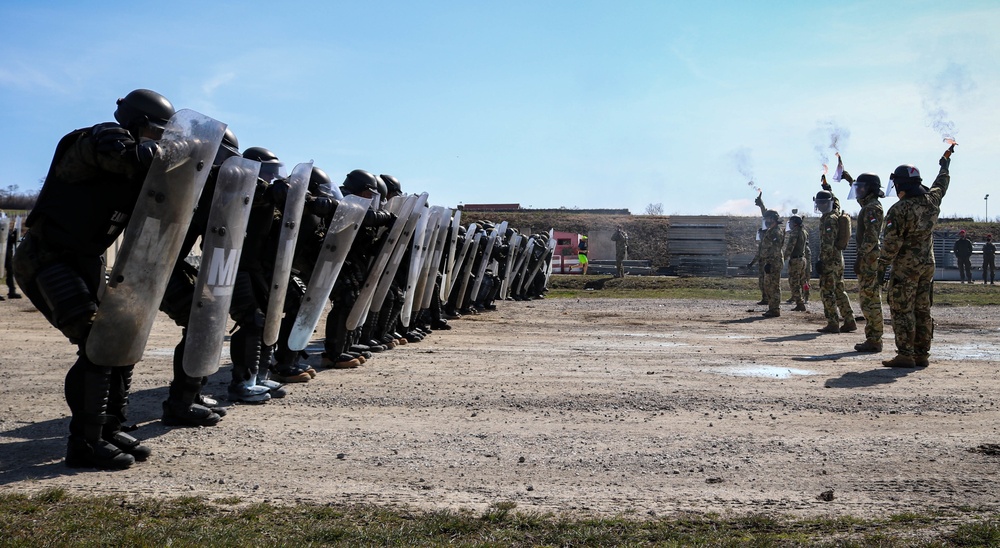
[728,147,759,193]
[811,120,851,170]
[922,61,975,141]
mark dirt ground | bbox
[2,294,999,519]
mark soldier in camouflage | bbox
[758,209,785,317]
[842,171,885,352]
[878,149,953,368]
[814,176,856,334]
[784,215,808,311]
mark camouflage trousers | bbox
[757,265,765,299]
[887,265,934,358]
[787,257,807,304]
[615,251,626,277]
[763,263,781,311]
[819,260,853,325]
[856,266,884,343]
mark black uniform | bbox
[13,122,157,469]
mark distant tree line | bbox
[0,182,39,210]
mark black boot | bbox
[65,360,134,470]
[104,365,152,460]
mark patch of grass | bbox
[1,491,998,546]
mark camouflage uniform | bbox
[818,193,855,329]
[855,192,884,345]
[611,227,629,278]
[759,221,784,313]
[803,236,812,303]
[784,223,808,306]
[878,162,950,362]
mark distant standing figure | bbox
[784,214,808,311]
[578,235,589,275]
[982,234,995,285]
[5,219,22,299]
[952,230,973,283]
[611,225,629,278]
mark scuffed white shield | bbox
[455,230,484,310]
[182,157,260,376]
[262,162,311,347]
[439,209,461,300]
[87,110,225,366]
[366,193,428,319]
[286,194,370,351]
[345,193,421,331]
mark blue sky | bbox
[2,1,997,220]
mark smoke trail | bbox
[811,120,851,168]
[922,62,975,140]
[728,147,759,193]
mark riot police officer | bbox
[13,89,172,469]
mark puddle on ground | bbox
[708,365,817,379]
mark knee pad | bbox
[36,262,98,343]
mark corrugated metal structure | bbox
[666,216,727,276]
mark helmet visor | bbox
[814,199,833,214]
[258,161,285,183]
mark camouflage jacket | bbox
[784,225,807,259]
[878,164,950,273]
[759,223,784,265]
[855,193,884,260]
[819,206,845,265]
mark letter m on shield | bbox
[207,247,242,296]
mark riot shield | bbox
[345,193,421,331]
[455,230,484,310]
[182,156,260,376]
[523,232,557,293]
[367,193,429,318]
[500,232,521,300]
[263,162,311,347]
[468,221,507,305]
[439,209,461,300]
[448,223,478,304]
[418,206,453,310]
[400,202,432,326]
[0,214,8,281]
[286,194,370,351]
[510,237,536,296]
[415,206,450,311]
[87,110,225,366]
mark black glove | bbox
[745,263,754,270]
[268,178,290,207]
[308,196,336,218]
[816,260,825,275]
[754,195,763,207]
[136,140,159,167]
[841,170,854,184]
[764,263,772,274]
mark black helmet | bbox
[309,166,342,200]
[764,209,779,222]
[213,127,240,167]
[114,89,175,137]
[854,172,884,199]
[341,169,378,196]
[814,190,834,214]
[889,165,922,195]
[242,146,282,182]
[380,174,402,198]
[376,176,388,202]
